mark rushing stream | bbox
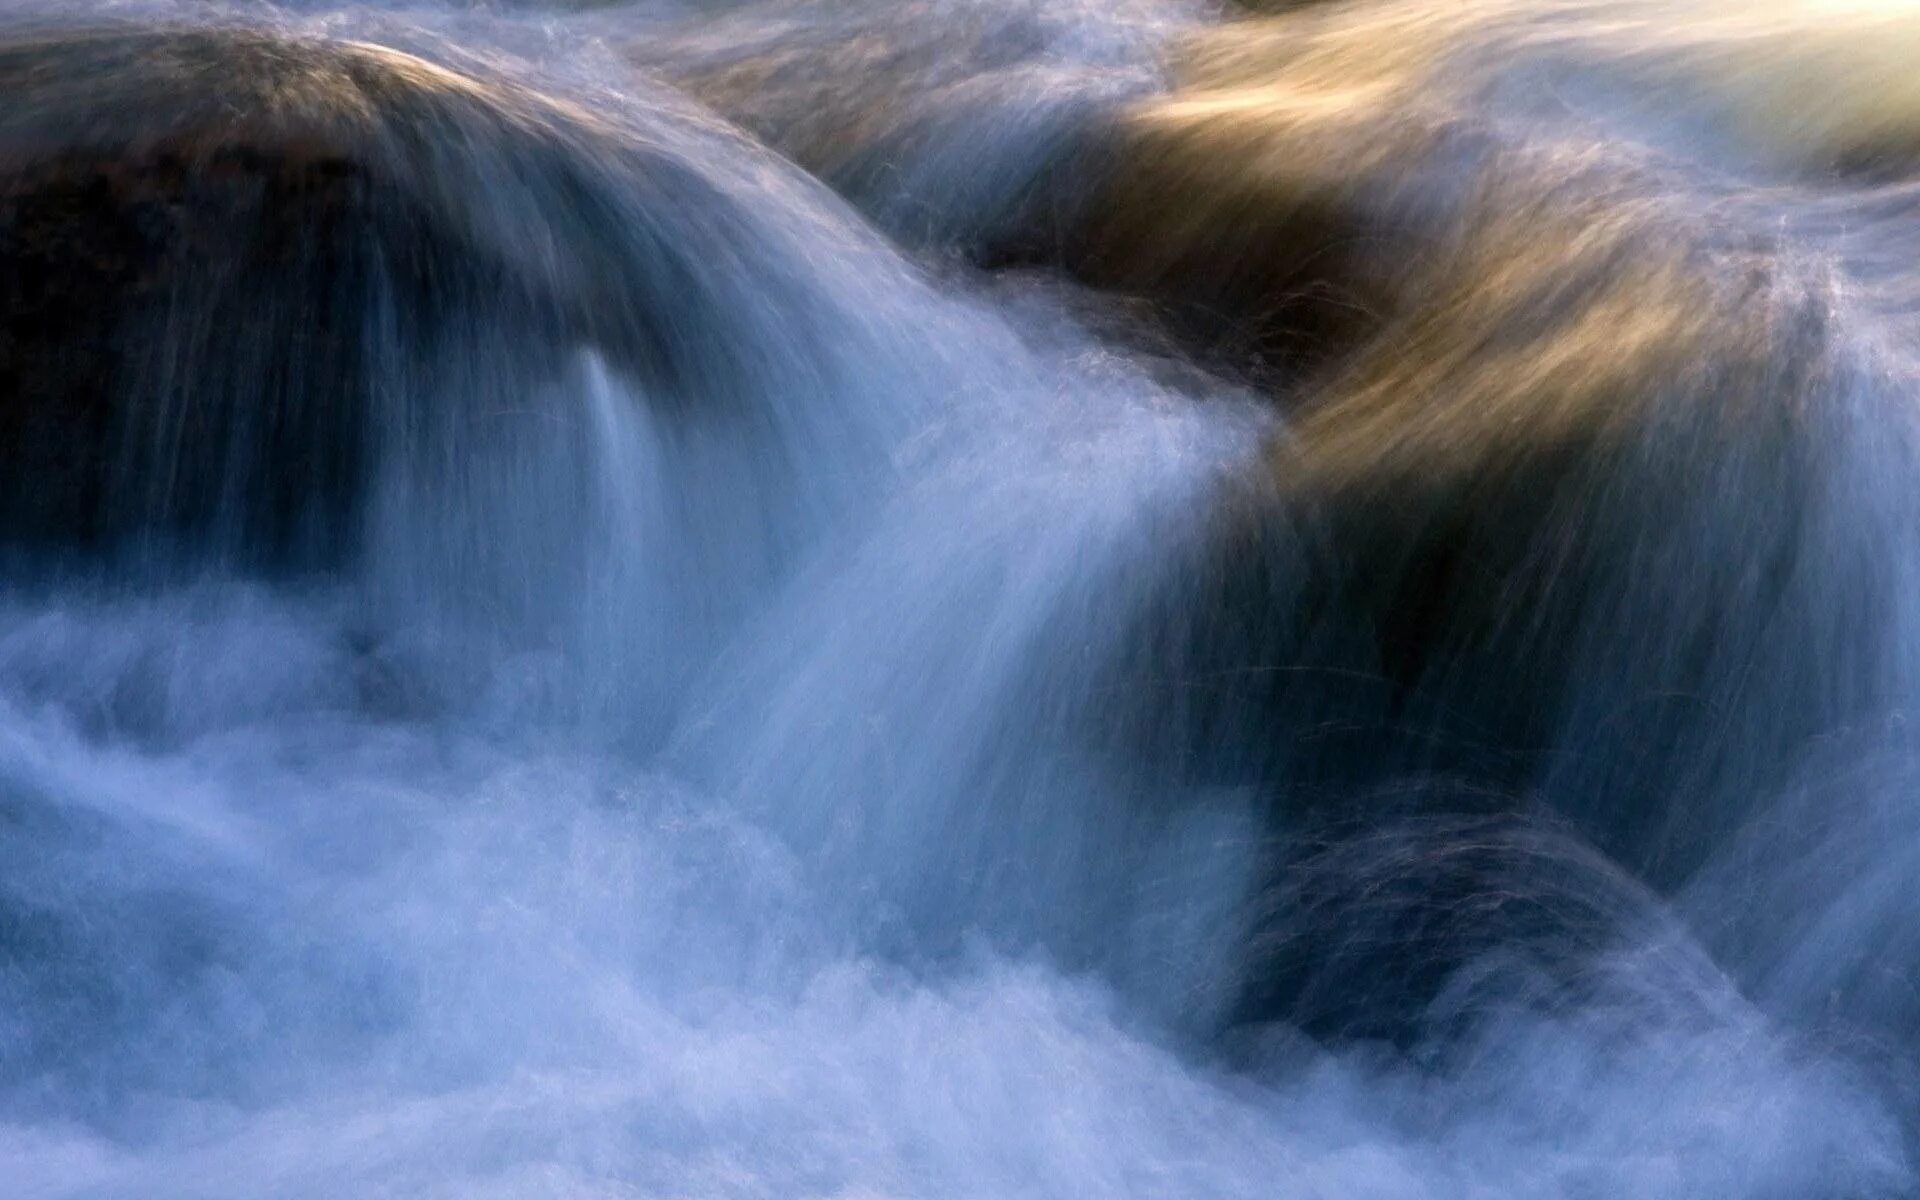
[5,0,1920,1195]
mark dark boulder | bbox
[0,30,544,563]
[0,26,832,571]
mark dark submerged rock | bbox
[0,26,796,572]
[1,31,514,564]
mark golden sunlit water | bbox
[4,1,1920,1195]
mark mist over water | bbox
[5,0,1920,1195]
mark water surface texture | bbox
[4,0,1920,1195]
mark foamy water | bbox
[4,1,1920,1196]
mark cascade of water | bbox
[4,1,1920,1196]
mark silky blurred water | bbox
[5,1,1920,1196]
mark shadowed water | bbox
[3,0,1920,1195]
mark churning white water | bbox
[4,0,1920,1196]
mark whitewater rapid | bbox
[5,1,1920,1196]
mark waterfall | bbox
[4,1,1919,1195]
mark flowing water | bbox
[5,0,1920,1195]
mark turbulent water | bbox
[6,0,1920,1195]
